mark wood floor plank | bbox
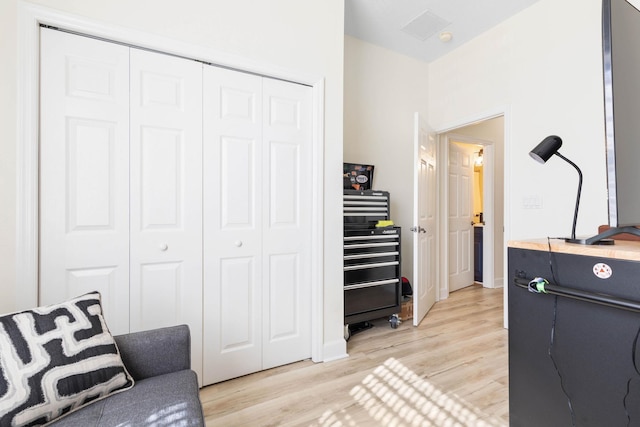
[200,284,508,426]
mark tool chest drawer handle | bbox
[344,261,399,271]
[344,201,388,206]
[344,235,398,241]
[344,279,399,291]
[344,251,399,260]
[344,242,399,250]
[343,195,388,201]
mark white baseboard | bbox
[321,339,348,363]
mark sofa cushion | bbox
[48,370,204,426]
[114,325,191,381]
[0,292,134,427]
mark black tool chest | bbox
[343,190,401,329]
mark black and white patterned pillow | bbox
[0,292,134,426]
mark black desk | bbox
[508,240,640,426]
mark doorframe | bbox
[16,2,326,362]
[434,108,509,321]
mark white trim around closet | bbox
[16,1,326,363]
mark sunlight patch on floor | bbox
[316,358,504,427]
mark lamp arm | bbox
[555,151,582,240]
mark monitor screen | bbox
[603,0,640,227]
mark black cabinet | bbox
[508,242,640,426]
[474,226,483,282]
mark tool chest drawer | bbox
[343,190,390,229]
[344,280,399,317]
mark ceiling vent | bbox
[401,9,450,41]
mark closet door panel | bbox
[220,136,256,227]
[137,261,183,327]
[269,141,299,225]
[215,256,260,380]
[39,28,130,335]
[267,253,299,339]
[219,258,255,348]
[139,127,183,227]
[66,119,114,229]
[262,78,313,369]
[129,49,203,379]
[203,66,263,385]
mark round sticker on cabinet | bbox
[355,174,369,184]
[593,263,612,279]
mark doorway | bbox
[447,140,486,293]
[438,116,505,300]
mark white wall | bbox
[429,0,607,241]
[344,0,605,296]
[0,0,346,360]
[344,36,430,281]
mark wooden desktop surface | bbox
[508,238,640,261]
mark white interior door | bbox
[39,28,131,335]
[448,142,474,292]
[128,48,204,376]
[413,113,437,326]
[203,66,264,384]
[261,77,312,369]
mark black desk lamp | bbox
[529,135,601,244]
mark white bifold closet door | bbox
[39,29,203,375]
[202,66,312,385]
[40,27,312,386]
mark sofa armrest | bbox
[114,324,191,381]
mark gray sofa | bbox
[50,324,205,426]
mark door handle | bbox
[410,226,426,233]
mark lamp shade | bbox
[530,135,563,164]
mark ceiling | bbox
[344,0,543,63]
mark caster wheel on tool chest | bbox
[389,314,400,329]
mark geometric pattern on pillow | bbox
[0,292,134,427]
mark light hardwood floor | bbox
[200,285,508,426]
